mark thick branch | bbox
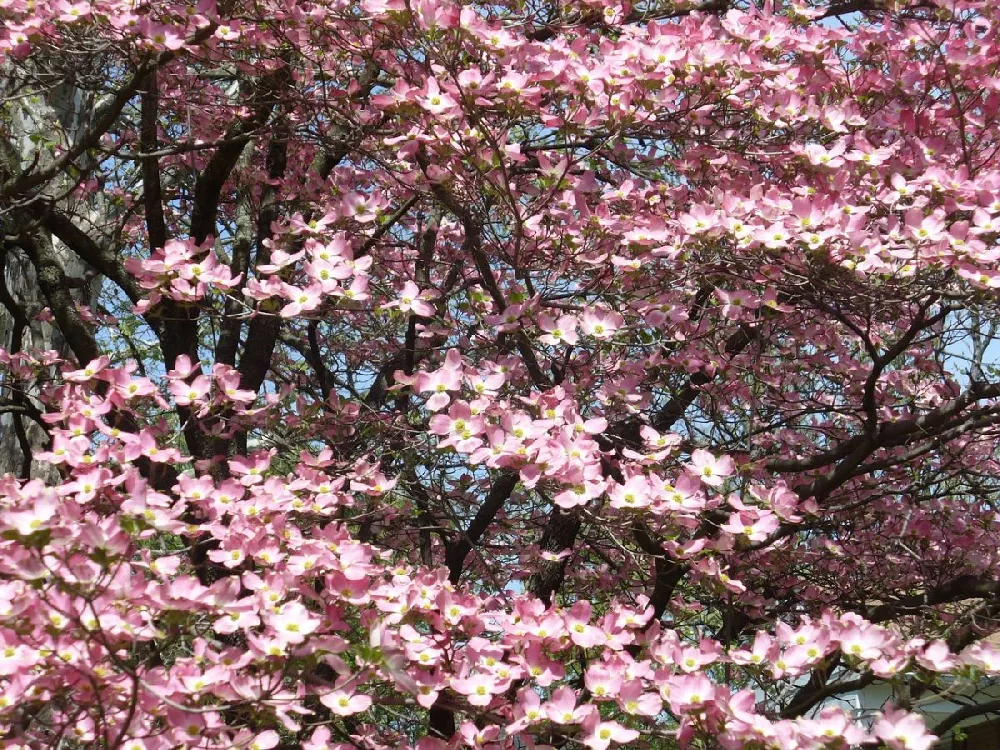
[17,233,99,366]
[781,670,875,719]
[529,505,582,606]
[235,123,289,395]
[32,205,148,312]
[445,472,518,585]
[932,698,1000,737]
[189,66,288,246]
[140,70,167,251]
[650,323,757,433]
[867,575,1000,623]
[769,380,1000,476]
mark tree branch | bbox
[932,698,1000,738]
[445,472,519,585]
[0,25,219,201]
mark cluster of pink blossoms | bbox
[0,352,991,749]
[2,0,1000,747]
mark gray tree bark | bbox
[0,72,106,477]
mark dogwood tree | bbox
[1,0,1000,747]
